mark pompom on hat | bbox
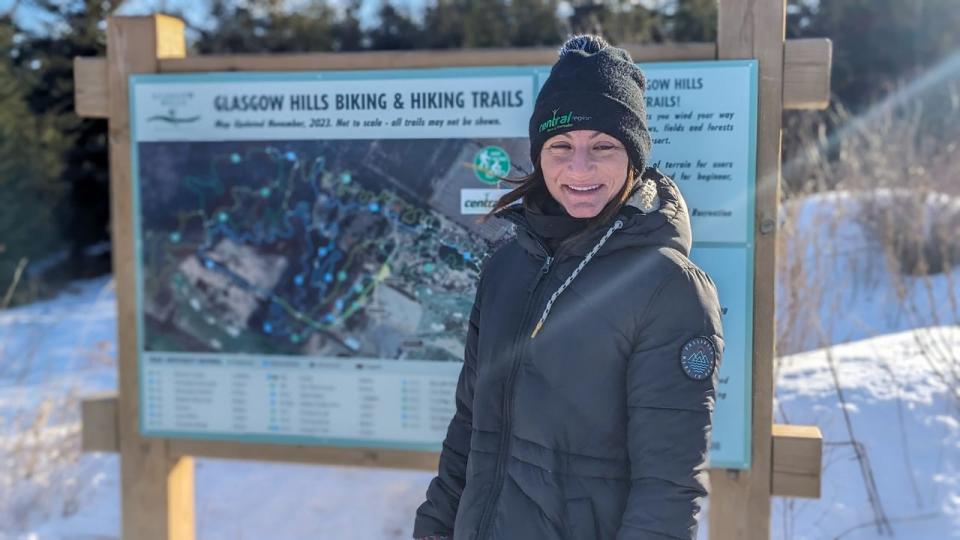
[528,35,652,173]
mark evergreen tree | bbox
[368,3,422,50]
[332,0,364,52]
[788,0,960,110]
[195,0,338,54]
[0,15,68,295]
[507,0,561,48]
[422,0,467,49]
[671,0,715,42]
[12,0,121,280]
[463,0,510,48]
[568,0,663,45]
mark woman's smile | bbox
[563,183,602,192]
[560,182,608,205]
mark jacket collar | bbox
[495,167,692,261]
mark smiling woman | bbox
[414,34,723,540]
[540,130,631,218]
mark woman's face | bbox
[539,130,630,218]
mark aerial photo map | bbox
[137,138,527,361]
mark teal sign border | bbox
[130,60,758,468]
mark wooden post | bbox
[710,1,787,539]
[105,15,194,540]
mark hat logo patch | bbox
[538,108,574,133]
[680,336,716,381]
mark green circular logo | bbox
[473,146,511,184]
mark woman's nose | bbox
[567,146,594,174]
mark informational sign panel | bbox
[643,61,757,468]
[130,60,756,468]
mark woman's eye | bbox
[594,144,616,151]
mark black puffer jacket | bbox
[413,169,723,540]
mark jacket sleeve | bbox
[616,266,723,540]
[412,278,482,538]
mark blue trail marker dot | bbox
[169,232,181,243]
[262,322,273,333]
[323,272,333,283]
[218,212,228,222]
[294,274,304,286]
[337,271,348,281]
[318,247,328,257]
[369,203,380,212]
[462,251,472,261]
[285,151,297,161]
[230,153,241,164]
[340,172,352,184]
[204,259,215,269]
[260,187,271,198]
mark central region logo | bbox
[473,146,511,184]
[538,108,574,133]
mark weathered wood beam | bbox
[81,393,822,493]
[783,38,833,110]
[74,56,109,119]
[157,43,717,72]
[81,392,119,453]
[770,423,823,498]
[73,38,832,120]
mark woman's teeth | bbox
[566,184,601,192]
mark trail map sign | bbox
[131,61,757,468]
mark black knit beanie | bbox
[529,35,652,173]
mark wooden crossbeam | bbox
[74,57,109,119]
[73,38,831,120]
[157,42,717,72]
[81,392,119,452]
[783,38,832,110]
[81,393,823,494]
[771,423,823,498]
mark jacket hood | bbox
[496,167,692,261]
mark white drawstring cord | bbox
[530,219,624,338]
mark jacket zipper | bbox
[474,243,556,539]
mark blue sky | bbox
[2,0,431,34]
[2,0,663,38]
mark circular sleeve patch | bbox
[679,336,717,381]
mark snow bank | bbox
[772,326,960,540]
[777,190,960,354]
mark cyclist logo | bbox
[473,146,511,185]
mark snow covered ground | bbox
[772,326,960,539]
[0,276,438,539]
[776,190,960,355]
[1,191,958,539]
